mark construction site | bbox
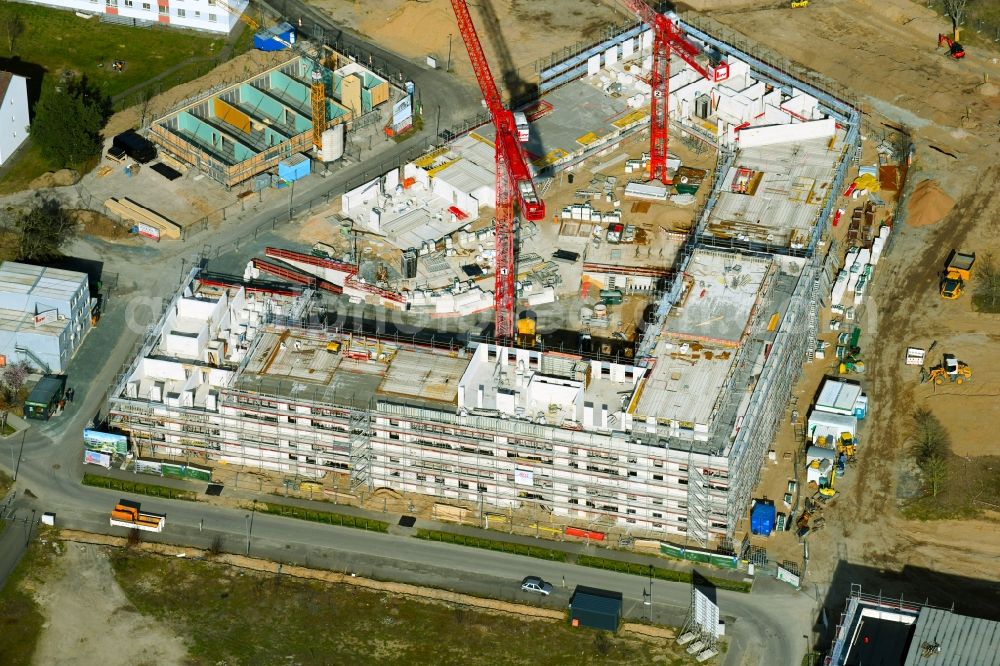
[98,0,892,555]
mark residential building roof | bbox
[903,607,1000,666]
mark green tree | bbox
[14,197,77,262]
[31,77,111,168]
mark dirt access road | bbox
[310,0,624,93]
[707,0,1000,618]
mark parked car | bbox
[520,576,553,595]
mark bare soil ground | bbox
[708,0,1000,614]
[30,541,188,666]
[310,0,623,88]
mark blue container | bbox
[750,500,776,536]
[254,22,295,52]
[278,153,311,182]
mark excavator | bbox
[819,466,837,498]
[938,33,966,60]
[923,354,972,385]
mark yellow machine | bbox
[791,0,809,7]
[838,432,856,459]
[940,251,975,299]
[516,316,538,348]
[819,467,837,498]
[926,354,972,385]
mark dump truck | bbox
[940,251,975,299]
[109,499,165,532]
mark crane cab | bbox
[513,111,529,142]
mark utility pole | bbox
[648,565,654,622]
[25,509,36,547]
[446,34,453,72]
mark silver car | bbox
[521,576,554,595]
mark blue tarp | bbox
[254,22,295,52]
[750,500,776,536]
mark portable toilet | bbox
[853,394,868,420]
[278,153,311,183]
[750,499,776,536]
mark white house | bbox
[0,72,29,167]
[19,0,248,34]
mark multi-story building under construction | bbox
[108,245,819,545]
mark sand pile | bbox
[72,209,131,240]
[907,179,955,227]
[29,169,80,189]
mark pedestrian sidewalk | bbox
[0,413,29,440]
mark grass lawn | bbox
[111,550,701,666]
[0,540,55,666]
[0,469,11,496]
[902,454,1000,520]
[0,3,224,102]
[82,472,198,501]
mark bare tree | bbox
[923,455,949,498]
[943,0,973,36]
[3,14,24,56]
[909,408,950,465]
[973,252,1000,312]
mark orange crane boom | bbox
[450,0,545,340]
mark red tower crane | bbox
[619,3,729,184]
[450,0,545,341]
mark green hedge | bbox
[575,555,752,593]
[82,473,197,501]
[414,529,567,562]
[257,503,390,533]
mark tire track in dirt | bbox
[852,165,1000,525]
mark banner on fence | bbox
[184,465,211,481]
[134,459,163,475]
[83,429,128,455]
[776,565,801,588]
[83,450,111,468]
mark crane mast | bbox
[215,0,327,150]
[450,0,545,340]
[618,2,725,184]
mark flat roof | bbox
[632,342,736,428]
[846,615,915,666]
[707,135,845,248]
[0,307,66,337]
[236,329,472,408]
[0,262,86,301]
[667,250,771,344]
[474,76,633,170]
[817,378,862,413]
[903,607,1000,666]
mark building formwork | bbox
[149,56,390,188]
